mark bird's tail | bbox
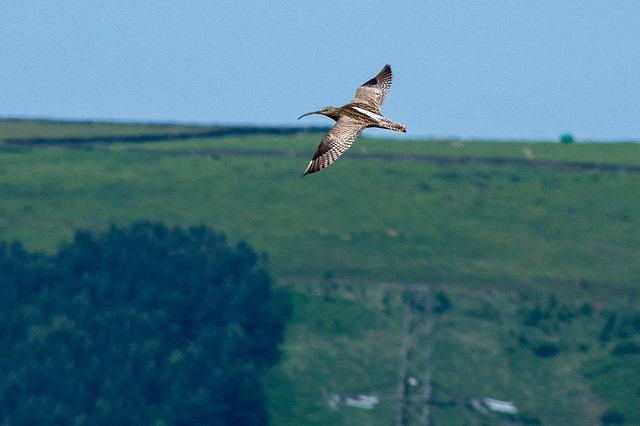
[379,118,406,133]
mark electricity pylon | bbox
[395,285,434,426]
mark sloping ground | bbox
[0,118,328,144]
[1,119,639,425]
[125,146,640,174]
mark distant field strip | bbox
[127,147,640,173]
[0,126,329,145]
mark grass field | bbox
[1,119,639,425]
[1,133,637,293]
[0,118,216,139]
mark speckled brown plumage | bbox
[298,65,406,176]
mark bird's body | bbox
[298,64,406,175]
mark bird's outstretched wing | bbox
[303,116,366,176]
[351,64,393,111]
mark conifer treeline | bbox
[0,222,290,425]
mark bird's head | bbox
[298,106,340,121]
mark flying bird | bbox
[298,64,406,176]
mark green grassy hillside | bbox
[1,132,637,293]
[269,284,639,425]
[0,118,212,139]
[1,119,639,424]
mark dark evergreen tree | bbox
[0,222,290,425]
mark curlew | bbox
[298,64,406,176]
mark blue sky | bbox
[2,1,639,140]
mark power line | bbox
[395,285,434,426]
[325,284,520,425]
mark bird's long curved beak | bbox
[297,111,321,120]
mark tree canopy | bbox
[0,222,290,425]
